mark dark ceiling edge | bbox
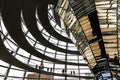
[0,0,3,12]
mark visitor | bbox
[35,65,38,69]
[114,54,119,64]
[39,61,44,70]
[62,69,64,74]
[71,71,72,75]
[50,68,52,72]
[10,51,14,54]
[47,67,49,72]
[41,63,44,69]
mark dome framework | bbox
[0,0,93,80]
[0,0,120,80]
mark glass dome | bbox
[0,0,119,80]
[0,0,93,80]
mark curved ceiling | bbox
[0,0,92,80]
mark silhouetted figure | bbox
[47,68,49,72]
[114,56,118,60]
[114,55,119,64]
[50,68,52,72]
[73,71,75,75]
[62,69,64,74]
[39,65,42,70]
[11,51,14,54]
[71,71,72,75]
[35,65,38,69]
[41,61,44,69]
[39,61,44,70]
